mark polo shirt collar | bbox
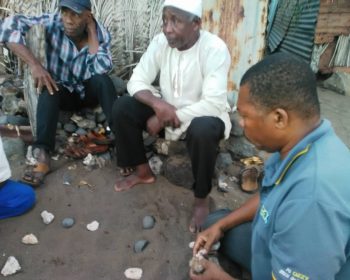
[262,119,332,187]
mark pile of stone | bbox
[1,73,263,191]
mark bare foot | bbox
[189,197,209,233]
[114,163,155,192]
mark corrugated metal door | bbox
[268,0,320,62]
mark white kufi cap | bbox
[163,0,202,18]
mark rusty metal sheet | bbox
[202,0,269,96]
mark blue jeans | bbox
[203,209,252,270]
[0,180,36,219]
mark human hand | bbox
[189,259,234,280]
[85,11,96,33]
[146,115,162,136]
[193,225,224,256]
[152,99,180,128]
[31,63,58,95]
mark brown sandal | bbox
[22,162,50,188]
[239,165,261,193]
[64,142,109,159]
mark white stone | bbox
[87,221,99,231]
[211,241,221,251]
[41,210,55,224]
[21,234,39,245]
[124,267,143,279]
[1,256,21,276]
[189,241,220,251]
[148,156,163,175]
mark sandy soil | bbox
[0,152,251,280]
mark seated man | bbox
[0,136,35,219]
[112,0,232,232]
[0,0,117,187]
[191,53,350,279]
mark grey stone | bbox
[75,128,87,136]
[0,115,29,126]
[142,215,156,229]
[226,161,244,178]
[98,152,112,161]
[216,152,233,170]
[109,74,126,96]
[85,112,96,122]
[62,218,75,228]
[143,135,157,147]
[154,139,187,156]
[64,123,77,133]
[134,240,149,253]
[230,112,244,137]
[96,112,106,124]
[56,122,63,130]
[2,137,25,159]
[2,95,20,115]
[225,136,258,159]
[76,119,96,129]
[163,155,193,189]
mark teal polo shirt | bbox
[251,119,350,280]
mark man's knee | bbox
[112,95,134,119]
[89,73,110,84]
[187,117,224,140]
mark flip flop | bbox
[87,131,114,145]
[119,167,135,177]
[64,142,109,159]
[239,165,261,193]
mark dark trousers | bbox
[35,74,117,151]
[203,209,252,271]
[112,96,225,198]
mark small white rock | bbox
[1,256,21,276]
[189,241,220,251]
[124,267,143,280]
[41,210,55,224]
[21,234,39,245]
[86,221,99,231]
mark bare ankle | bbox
[135,163,154,179]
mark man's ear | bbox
[273,108,289,129]
[193,18,201,31]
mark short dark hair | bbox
[240,53,320,119]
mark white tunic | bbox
[127,30,232,140]
[0,136,11,183]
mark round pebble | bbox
[142,215,155,229]
[134,240,149,253]
[62,218,75,228]
[64,123,77,133]
[75,128,87,136]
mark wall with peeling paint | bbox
[202,0,269,99]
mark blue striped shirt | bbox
[0,13,113,98]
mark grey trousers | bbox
[203,209,252,271]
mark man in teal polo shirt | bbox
[191,53,350,280]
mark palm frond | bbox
[0,0,165,77]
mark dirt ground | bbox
[0,151,252,280]
[0,87,349,280]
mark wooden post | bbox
[23,24,46,137]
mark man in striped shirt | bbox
[0,0,117,186]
